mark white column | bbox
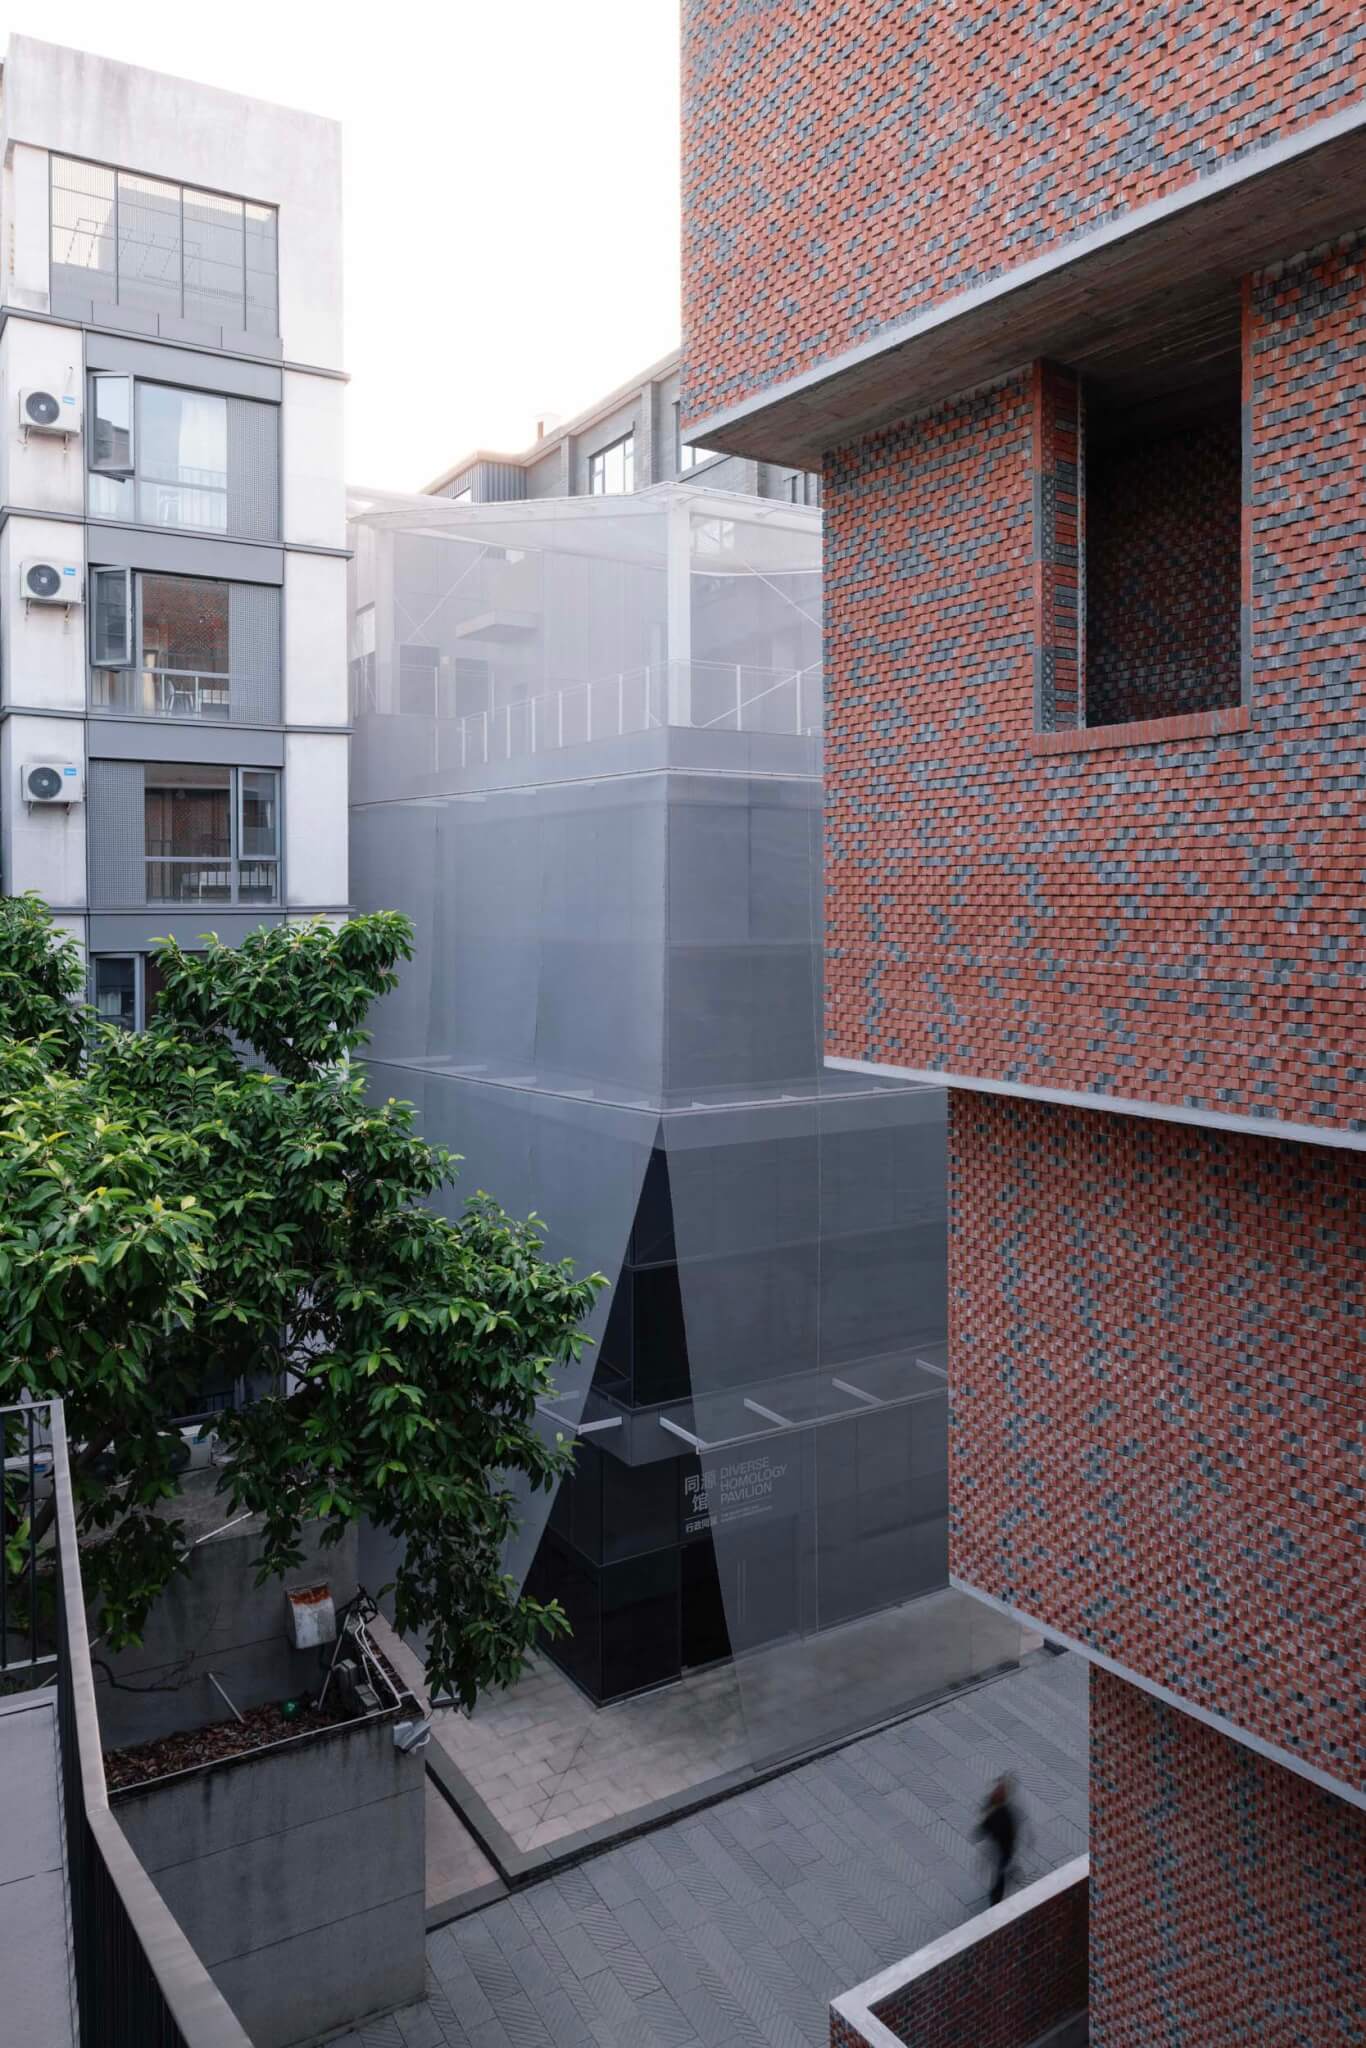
[665,495,692,727]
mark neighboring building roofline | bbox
[422,345,682,495]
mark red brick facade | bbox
[684,11,1365,2041]
[1090,1667,1366,2044]
[823,236,1366,1134]
[682,2,1366,428]
[948,1093,1364,1795]
[831,1866,1088,2047]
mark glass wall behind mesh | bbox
[349,485,1018,1761]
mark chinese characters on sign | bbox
[683,1451,795,1538]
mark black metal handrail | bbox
[44,1401,256,2048]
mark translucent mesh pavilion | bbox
[348,484,1019,1773]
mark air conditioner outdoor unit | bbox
[22,761,84,806]
[19,388,80,437]
[21,558,82,607]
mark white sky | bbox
[0,2,683,490]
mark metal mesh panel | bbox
[225,397,280,541]
[349,485,1020,1770]
[227,582,281,723]
[87,760,146,907]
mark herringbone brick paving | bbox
[328,1652,1087,2048]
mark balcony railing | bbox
[143,857,279,906]
[4,1399,254,2046]
[364,657,824,769]
[92,668,235,721]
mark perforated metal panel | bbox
[349,486,1010,1743]
[227,583,281,723]
[86,760,146,907]
[225,398,280,541]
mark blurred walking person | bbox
[976,1775,1020,1906]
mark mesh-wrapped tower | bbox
[348,483,1018,1764]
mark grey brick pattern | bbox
[327,1654,1087,2048]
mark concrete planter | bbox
[111,1709,425,2048]
[93,1475,359,1751]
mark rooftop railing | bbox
[3,1399,255,2048]
[359,657,824,768]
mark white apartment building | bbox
[0,36,348,1024]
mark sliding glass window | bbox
[51,156,278,338]
[142,764,280,904]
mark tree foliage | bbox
[0,896,602,1707]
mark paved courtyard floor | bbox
[386,1587,1024,1879]
[329,1649,1088,2048]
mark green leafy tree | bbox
[0,896,601,1707]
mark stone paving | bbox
[436,1651,749,1853]
[418,1588,1024,1860]
[425,1781,500,1911]
[328,1650,1088,2048]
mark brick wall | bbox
[1085,416,1243,728]
[682,1,1366,426]
[830,1861,1088,2048]
[947,1092,1364,1795]
[823,236,1366,1131]
[1090,1667,1366,2045]
[1033,363,1083,734]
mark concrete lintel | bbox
[824,1056,1365,1152]
[688,102,1366,465]
[952,1580,1366,1814]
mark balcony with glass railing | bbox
[92,666,235,720]
[87,568,281,725]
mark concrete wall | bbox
[94,1503,358,1751]
[0,34,343,369]
[284,729,350,907]
[113,1713,425,2048]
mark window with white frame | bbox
[50,156,278,336]
[588,433,634,496]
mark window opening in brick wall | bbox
[1034,316,1244,734]
[1083,373,1242,729]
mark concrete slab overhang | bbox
[685,102,1366,468]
